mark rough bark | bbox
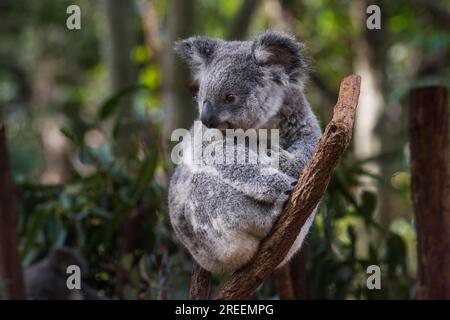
[0,124,25,299]
[189,261,211,300]
[409,86,450,299]
[215,75,361,299]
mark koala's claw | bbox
[278,192,290,203]
[279,179,297,202]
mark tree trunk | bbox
[409,86,450,299]
[102,0,137,140]
[0,124,25,299]
[227,0,260,40]
[162,0,196,162]
[274,265,294,299]
[289,243,309,299]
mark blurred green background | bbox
[0,0,449,299]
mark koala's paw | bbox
[271,174,297,204]
[276,180,295,202]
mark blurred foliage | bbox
[307,161,414,299]
[1,0,449,299]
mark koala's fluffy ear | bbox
[174,37,219,74]
[252,31,311,81]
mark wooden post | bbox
[409,86,450,299]
[0,124,25,299]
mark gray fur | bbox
[169,31,322,273]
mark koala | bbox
[168,31,322,273]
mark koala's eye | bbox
[224,94,236,104]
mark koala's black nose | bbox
[201,100,219,128]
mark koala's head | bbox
[175,31,311,129]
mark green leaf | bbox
[98,84,148,120]
[60,127,79,145]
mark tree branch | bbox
[290,242,309,299]
[189,261,211,299]
[274,264,294,299]
[216,75,361,299]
